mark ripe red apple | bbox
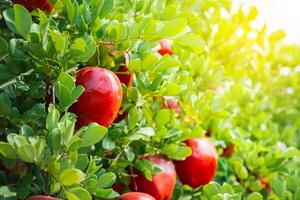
[205,130,212,137]
[175,137,218,188]
[158,39,173,56]
[130,155,176,200]
[27,196,60,200]
[222,143,234,158]
[70,67,123,127]
[116,66,133,88]
[12,0,53,12]
[162,97,180,114]
[118,192,155,200]
[259,178,272,192]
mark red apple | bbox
[162,97,180,114]
[13,0,53,12]
[70,67,122,127]
[158,39,173,56]
[116,66,133,88]
[130,155,176,200]
[222,143,234,158]
[0,161,27,184]
[259,178,272,192]
[175,137,218,188]
[114,64,134,122]
[205,130,212,137]
[118,192,155,200]
[27,196,60,200]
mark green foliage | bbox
[0,0,299,199]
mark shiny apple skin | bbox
[13,0,53,12]
[130,155,176,200]
[27,196,60,200]
[118,192,155,200]
[71,67,123,128]
[158,39,173,56]
[175,137,218,188]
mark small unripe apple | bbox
[175,137,218,188]
[13,0,53,12]
[158,39,173,56]
[118,192,155,200]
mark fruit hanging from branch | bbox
[70,67,123,128]
[12,0,53,12]
[175,137,218,188]
[130,155,176,200]
[158,39,173,56]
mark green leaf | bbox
[46,104,61,131]
[97,172,116,188]
[63,0,75,23]
[0,142,17,159]
[21,125,34,137]
[271,177,285,197]
[142,18,157,36]
[142,54,160,71]
[67,187,92,200]
[99,0,115,18]
[0,37,8,60]
[162,144,192,160]
[159,18,187,37]
[129,127,155,141]
[221,183,234,194]
[174,33,206,53]
[128,59,141,72]
[246,192,263,200]
[156,109,170,128]
[14,4,32,37]
[81,123,107,147]
[59,169,85,186]
[0,93,11,117]
[17,144,35,163]
[51,31,66,55]
[203,182,221,198]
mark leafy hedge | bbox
[0,0,300,199]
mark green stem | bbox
[0,69,34,89]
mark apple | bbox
[0,161,27,184]
[112,183,125,194]
[205,130,212,137]
[175,137,218,188]
[158,39,173,56]
[222,143,234,158]
[27,196,60,200]
[162,97,181,114]
[130,155,176,200]
[118,192,155,200]
[70,67,123,127]
[116,66,133,88]
[259,178,272,192]
[12,0,53,12]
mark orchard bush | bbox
[0,0,300,199]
